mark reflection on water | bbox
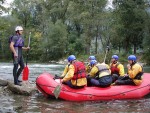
[9,95,150,113]
[0,62,150,113]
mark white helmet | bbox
[15,26,23,31]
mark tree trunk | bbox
[95,36,98,54]
[95,26,99,54]
[85,26,92,54]
[119,43,120,53]
[125,37,130,53]
[133,44,136,54]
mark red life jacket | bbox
[110,62,120,75]
[72,61,86,80]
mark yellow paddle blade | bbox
[53,85,61,99]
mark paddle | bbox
[53,78,62,99]
[103,46,110,63]
[22,32,31,81]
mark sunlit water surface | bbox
[0,62,150,113]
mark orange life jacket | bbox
[110,62,120,75]
[72,61,86,80]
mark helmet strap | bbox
[113,60,117,64]
[131,61,136,65]
[70,60,76,64]
[16,31,21,35]
[91,64,95,67]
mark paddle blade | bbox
[22,66,29,81]
[53,85,61,99]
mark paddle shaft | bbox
[26,51,29,66]
[103,48,108,63]
[25,32,31,66]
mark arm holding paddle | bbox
[22,46,30,50]
[22,32,31,50]
[53,64,70,98]
[54,74,63,79]
[54,64,69,79]
[53,64,74,99]
[53,55,88,98]
[53,67,68,98]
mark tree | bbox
[41,20,68,61]
[142,4,150,64]
[66,0,108,54]
[113,0,147,54]
[0,0,7,15]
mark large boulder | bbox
[0,78,8,86]
[7,81,37,96]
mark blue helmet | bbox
[90,60,97,66]
[68,55,76,62]
[89,56,96,60]
[112,55,119,60]
[128,55,136,61]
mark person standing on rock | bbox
[9,26,30,86]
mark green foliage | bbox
[28,32,43,61]
[0,0,150,64]
[112,0,147,53]
[0,16,20,60]
[0,0,7,15]
[41,20,68,61]
[142,12,150,64]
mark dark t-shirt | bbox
[11,35,24,59]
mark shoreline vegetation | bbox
[0,0,150,70]
[0,54,149,66]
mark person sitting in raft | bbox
[110,55,125,82]
[87,60,112,87]
[59,55,87,89]
[114,55,143,86]
[86,56,96,74]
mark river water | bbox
[0,62,150,113]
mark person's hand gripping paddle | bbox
[22,32,31,81]
[53,75,63,99]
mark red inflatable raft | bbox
[36,73,150,101]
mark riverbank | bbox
[1,52,148,66]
